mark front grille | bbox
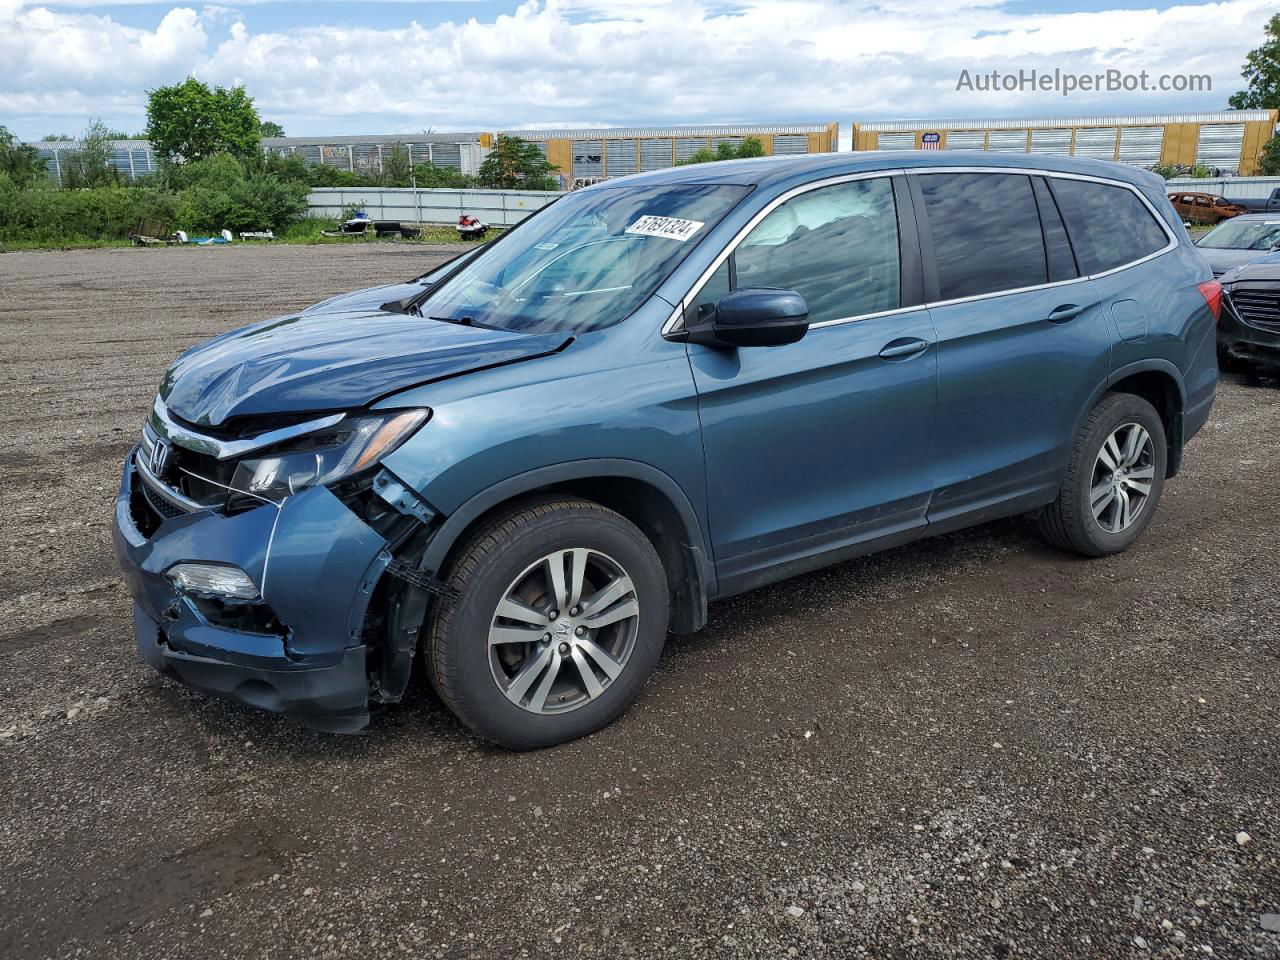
[140,422,252,514]
[1230,288,1280,333]
[170,445,240,507]
[141,477,187,520]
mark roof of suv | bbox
[599,149,1167,192]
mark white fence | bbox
[1164,176,1280,199]
[307,187,559,226]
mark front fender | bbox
[418,458,714,598]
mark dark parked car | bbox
[1193,213,1280,277]
[1167,191,1248,224]
[115,151,1219,748]
[1219,251,1280,369]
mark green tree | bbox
[380,143,412,186]
[259,121,285,138]
[1259,136,1280,175]
[1229,13,1280,109]
[0,125,47,186]
[676,136,766,166]
[59,119,119,189]
[477,135,557,189]
[412,163,472,188]
[145,77,262,164]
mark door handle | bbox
[1046,303,1090,323]
[878,337,930,360]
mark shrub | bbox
[176,172,308,232]
[0,180,179,243]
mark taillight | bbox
[1197,279,1223,323]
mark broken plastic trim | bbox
[385,559,459,602]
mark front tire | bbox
[426,496,668,749]
[1038,393,1167,557]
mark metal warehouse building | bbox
[500,123,840,183]
[262,133,492,176]
[31,140,160,180]
[851,110,1278,175]
[30,133,494,181]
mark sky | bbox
[0,0,1273,144]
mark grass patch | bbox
[0,236,134,251]
[275,219,501,245]
[1,220,502,252]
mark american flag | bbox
[921,132,941,150]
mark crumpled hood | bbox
[301,281,426,316]
[160,304,570,427]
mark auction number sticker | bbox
[625,215,705,242]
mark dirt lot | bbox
[1,244,1278,960]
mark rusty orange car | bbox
[1167,191,1248,224]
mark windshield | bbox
[1198,219,1280,250]
[420,183,750,334]
[414,246,483,285]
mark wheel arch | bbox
[1089,359,1188,478]
[421,460,714,634]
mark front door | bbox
[683,175,938,589]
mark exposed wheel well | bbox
[1107,370,1184,477]
[437,478,707,634]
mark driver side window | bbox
[684,178,901,327]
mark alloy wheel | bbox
[1090,421,1156,533]
[488,549,640,714]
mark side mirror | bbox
[685,288,810,348]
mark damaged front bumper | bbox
[112,449,400,733]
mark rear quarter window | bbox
[1049,178,1170,275]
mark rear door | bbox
[1046,176,1182,375]
[913,170,1115,525]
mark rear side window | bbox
[917,173,1047,300]
[1048,179,1170,274]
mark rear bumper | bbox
[113,449,391,733]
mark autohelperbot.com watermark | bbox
[956,68,1211,97]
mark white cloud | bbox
[0,0,1273,140]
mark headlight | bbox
[229,409,428,503]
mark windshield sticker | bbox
[625,216,705,242]
[534,242,559,251]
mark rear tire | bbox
[426,496,668,749]
[1038,393,1167,557]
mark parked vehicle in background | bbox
[1193,214,1280,276]
[1229,187,1280,213]
[456,214,489,239]
[114,151,1219,749]
[1167,191,1248,224]
[1218,251,1280,369]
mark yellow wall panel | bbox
[545,139,573,177]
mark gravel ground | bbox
[1,244,1278,960]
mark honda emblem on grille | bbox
[149,437,172,479]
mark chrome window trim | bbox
[149,396,346,461]
[134,451,207,513]
[661,165,1178,337]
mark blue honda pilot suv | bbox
[114,151,1220,748]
